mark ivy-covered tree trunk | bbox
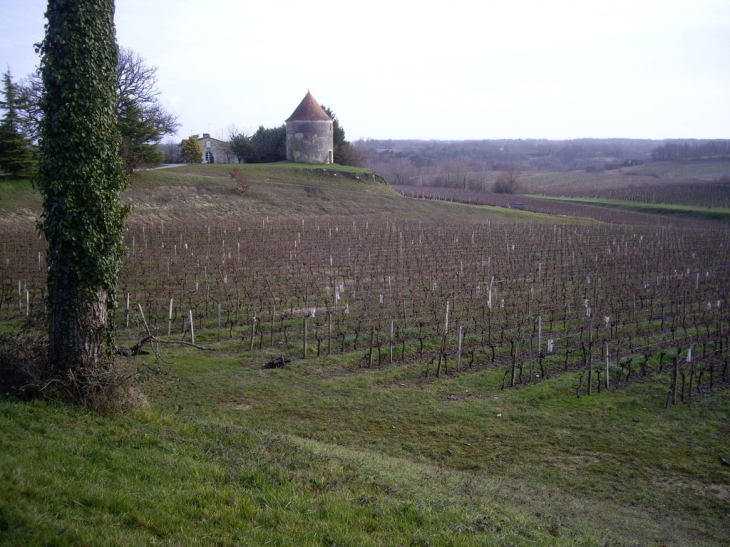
[36,0,128,371]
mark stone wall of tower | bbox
[286,120,334,164]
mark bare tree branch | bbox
[118,335,216,357]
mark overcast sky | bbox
[1,0,729,141]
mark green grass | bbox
[2,331,728,546]
[528,195,730,222]
[0,177,41,220]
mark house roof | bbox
[286,92,332,122]
[196,135,225,143]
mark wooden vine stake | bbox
[389,320,394,364]
[189,310,195,345]
[587,321,593,396]
[368,329,375,368]
[137,303,150,335]
[302,316,308,359]
[687,346,694,402]
[271,303,276,347]
[437,300,450,378]
[168,298,173,336]
[510,340,516,387]
[249,314,256,351]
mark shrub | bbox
[0,315,143,413]
[493,163,523,194]
[0,317,47,400]
[230,167,250,193]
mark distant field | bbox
[566,181,730,209]
[522,170,638,194]
[622,159,730,179]
[522,161,730,200]
[528,195,730,222]
[394,185,727,226]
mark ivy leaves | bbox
[36,0,128,365]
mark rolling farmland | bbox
[1,165,729,546]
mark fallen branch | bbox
[118,335,215,356]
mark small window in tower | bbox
[206,141,211,148]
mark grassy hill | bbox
[0,163,561,226]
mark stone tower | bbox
[285,92,334,164]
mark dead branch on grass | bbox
[118,335,216,357]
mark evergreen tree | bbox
[115,48,177,169]
[180,135,202,163]
[36,0,130,374]
[117,94,164,171]
[320,105,367,167]
[322,105,346,148]
[0,70,36,176]
[16,47,178,169]
[229,132,257,163]
[250,125,286,163]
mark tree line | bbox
[359,138,660,173]
[171,106,367,167]
[222,106,367,167]
[0,49,179,177]
[650,140,730,162]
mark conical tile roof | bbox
[286,92,333,122]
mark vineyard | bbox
[3,216,729,404]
